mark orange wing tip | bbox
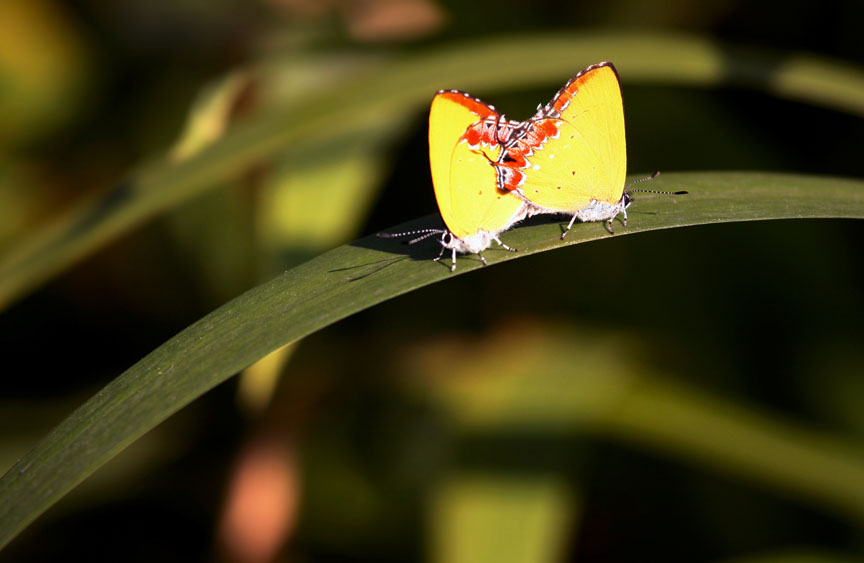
[547,61,621,115]
[434,89,498,114]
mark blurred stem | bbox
[602,376,864,519]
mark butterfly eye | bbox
[623,192,633,208]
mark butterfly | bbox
[379,62,684,269]
[483,62,635,237]
[379,89,530,271]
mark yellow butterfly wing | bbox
[429,91,525,240]
[516,63,627,212]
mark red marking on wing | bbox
[494,118,561,192]
[463,116,524,151]
[492,62,620,193]
[436,91,511,150]
[495,166,525,192]
[466,118,499,148]
[502,148,527,168]
[535,119,560,139]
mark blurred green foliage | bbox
[1,0,863,562]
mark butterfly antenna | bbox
[624,171,660,191]
[377,228,444,245]
[625,171,688,196]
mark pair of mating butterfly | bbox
[381,61,685,271]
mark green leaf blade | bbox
[1,171,863,549]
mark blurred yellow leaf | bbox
[0,0,90,146]
[431,474,573,563]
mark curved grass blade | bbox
[1,171,863,549]
[1,33,864,309]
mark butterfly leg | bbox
[492,236,517,252]
[434,245,457,271]
[606,206,627,234]
[604,219,615,235]
[477,252,488,267]
[561,214,579,239]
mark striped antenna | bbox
[626,171,688,195]
[377,228,445,245]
